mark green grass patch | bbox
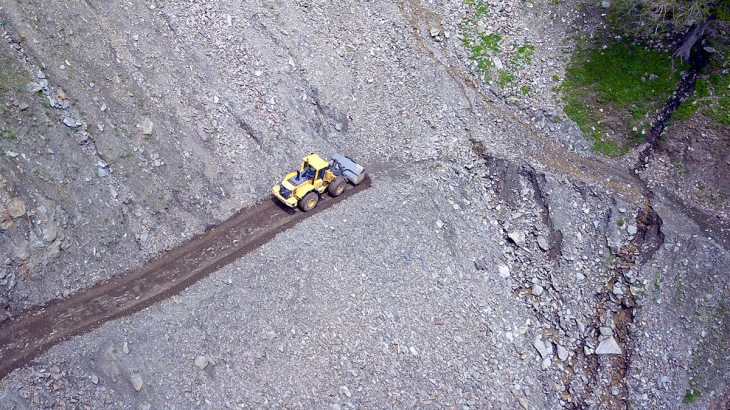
[560,40,688,156]
[682,389,701,403]
[1,127,17,141]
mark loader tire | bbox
[299,191,319,212]
[328,177,346,197]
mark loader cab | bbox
[300,154,330,181]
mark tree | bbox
[610,0,730,61]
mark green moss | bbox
[695,78,709,97]
[560,40,687,156]
[682,389,701,403]
[672,98,699,121]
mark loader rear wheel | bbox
[299,191,319,212]
[328,177,346,197]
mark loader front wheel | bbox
[328,177,346,197]
[299,191,319,212]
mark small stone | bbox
[557,345,569,361]
[8,199,26,218]
[100,103,107,112]
[91,374,99,384]
[435,219,444,229]
[537,235,549,251]
[5,151,18,158]
[194,355,209,369]
[532,284,544,297]
[63,117,78,128]
[409,346,419,357]
[595,337,622,355]
[130,374,143,391]
[137,118,154,135]
[140,232,149,243]
[498,265,510,278]
[28,82,43,92]
[533,336,549,360]
[600,326,613,337]
[266,331,277,340]
[474,258,488,271]
[627,225,638,235]
[508,231,526,247]
[601,0,611,8]
[122,341,129,354]
[612,282,625,296]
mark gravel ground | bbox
[1,0,729,409]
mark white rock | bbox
[498,265,510,278]
[533,336,549,359]
[595,337,622,355]
[130,374,143,391]
[195,355,209,369]
[557,345,569,361]
[508,231,526,247]
[627,225,638,235]
[137,118,154,135]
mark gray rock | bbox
[627,225,638,235]
[533,336,549,360]
[130,373,143,391]
[474,258,488,271]
[137,118,154,135]
[600,327,613,337]
[595,337,622,355]
[508,231,526,247]
[28,82,43,93]
[612,282,625,296]
[532,284,544,297]
[266,331,277,340]
[537,235,549,251]
[63,117,78,128]
[91,374,99,384]
[194,355,209,369]
[140,232,149,243]
[557,345,569,361]
[122,341,129,354]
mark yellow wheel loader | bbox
[272,153,365,212]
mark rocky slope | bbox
[0,0,728,409]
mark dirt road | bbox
[0,177,370,379]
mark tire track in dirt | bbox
[0,176,371,379]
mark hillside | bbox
[1,0,729,408]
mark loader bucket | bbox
[330,153,365,185]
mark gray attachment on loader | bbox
[330,153,365,185]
